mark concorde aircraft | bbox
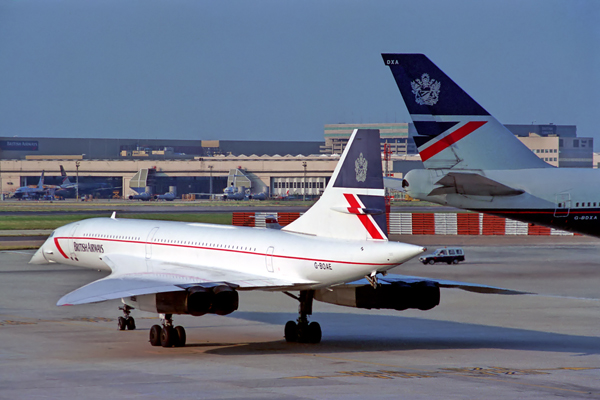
[31,129,523,348]
[383,53,600,238]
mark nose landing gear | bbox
[117,305,136,330]
[283,290,322,344]
[149,314,187,348]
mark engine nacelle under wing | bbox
[125,285,239,316]
[315,281,440,311]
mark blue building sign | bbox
[0,140,39,151]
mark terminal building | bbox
[0,123,592,199]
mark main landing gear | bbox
[117,305,136,331]
[149,314,187,348]
[283,290,322,344]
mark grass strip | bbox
[0,213,232,230]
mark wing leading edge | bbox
[57,254,312,306]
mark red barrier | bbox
[412,213,435,235]
[232,212,255,227]
[528,223,551,235]
[457,213,479,235]
[482,214,505,235]
[277,212,300,227]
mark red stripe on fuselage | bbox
[419,121,487,162]
[56,236,399,267]
[54,237,69,259]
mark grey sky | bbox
[1,0,598,147]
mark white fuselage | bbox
[34,217,425,290]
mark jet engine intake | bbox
[314,281,440,311]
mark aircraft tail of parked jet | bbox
[381,54,551,171]
[37,171,45,189]
[282,129,388,241]
[382,53,600,238]
[59,165,72,186]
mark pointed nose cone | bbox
[408,244,427,260]
[29,246,49,264]
[395,242,427,264]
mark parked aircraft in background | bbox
[155,192,176,201]
[12,171,52,200]
[222,184,248,200]
[55,165,117,199]
[31,129,525,348]
[128,192,153,201]
[248,190,268,200]
[382,53,600,238]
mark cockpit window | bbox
[49,230,55,238]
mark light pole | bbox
[208,165,213,198]
[75,160,80,201]
[302,161,307,201]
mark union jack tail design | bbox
[282,129,388,241]
[382,54,551,171]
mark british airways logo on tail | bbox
[355,153,368,182]
[411,73,441,106]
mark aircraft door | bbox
[68,223,80,261]
[145,227,160,271]
[554,193,571,218]
[265,246,275,273]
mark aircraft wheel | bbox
[307,322,322,344]
[174,326,186,347]
[428,259,435,265]
[126,317,136,330]
[117,317,126,331]
[161,326,175,347]
[284,321,298,342]
[149,325,162,346]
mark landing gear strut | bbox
[117,304,136,331]
[283,290,322,344]
[149,314,186,348]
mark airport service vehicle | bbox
[382,54,600,239]
[419,247,465,265]
[31,129,524,348]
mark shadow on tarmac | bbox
[196,311,599,356]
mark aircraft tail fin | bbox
[282,129,387,241]
[59,165,71,185]
[38,171,45,189]
[382,53,551,170]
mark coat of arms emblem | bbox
[355,153,368,182]
[411,73,441,106]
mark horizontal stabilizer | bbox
[428,172,524,197]
[383,177,406,192]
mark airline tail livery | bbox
[383,54,600,237]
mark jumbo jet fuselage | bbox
[34,217,424,292]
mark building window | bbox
[574,140,579,148]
